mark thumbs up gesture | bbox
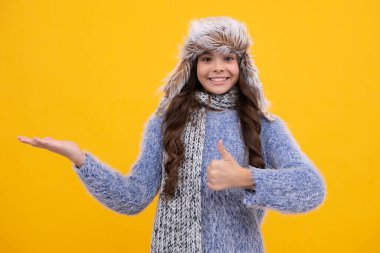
[207,140,254,191]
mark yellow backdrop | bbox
[1,0,379,252]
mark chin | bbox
[205,85,235,95]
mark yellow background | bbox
[1,0,379,252]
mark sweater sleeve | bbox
[242,116,326,214]
[72,114,163,215]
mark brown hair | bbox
[161,59,265,201]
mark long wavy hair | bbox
[161,57,266,201]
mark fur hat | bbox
[155,16,275,121]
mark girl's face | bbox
[197,50,239,95]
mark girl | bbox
[17,16,326,253]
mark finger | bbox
[32,137,46,147]
[17,136,38,146]
[217,140,232,161]
[17,136,29,143]
[207,165,214,178]
[210,159,218,167]
[207,181,216,191]
[17,136,53,149]
[208,167,216,178]
[32,137,55,149]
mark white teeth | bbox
[209,77,228,81]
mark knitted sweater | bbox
[73,110,326,253]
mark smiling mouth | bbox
[208,77,230,82]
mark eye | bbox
[201,57,211,62]
[225,56,235,61]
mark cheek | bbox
[228,63,240,77]
[231,68,240,85]
[234,65,240,75]
[234,69,240,79]
[197,66,208,78]
[230,69,239,80]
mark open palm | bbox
[17,136,85,167]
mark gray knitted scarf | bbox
[150,86,239,253]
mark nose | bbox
[212,59,225,72]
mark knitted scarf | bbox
[150,86,239,253]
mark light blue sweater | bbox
[73,110,326,253]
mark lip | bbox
[208,77,230,85]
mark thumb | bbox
[217,140,232,161]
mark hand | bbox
[17,135,86,167]
[207,140,248,191]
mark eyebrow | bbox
[199,51,235,57]
[199,51,211,56]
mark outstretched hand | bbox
[17,136,85,167]
[207,140,247,191]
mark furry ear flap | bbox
[155,58,192,116]
[240,53,275,121]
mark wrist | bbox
[72,151,86,168]
[238,166,255,190]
